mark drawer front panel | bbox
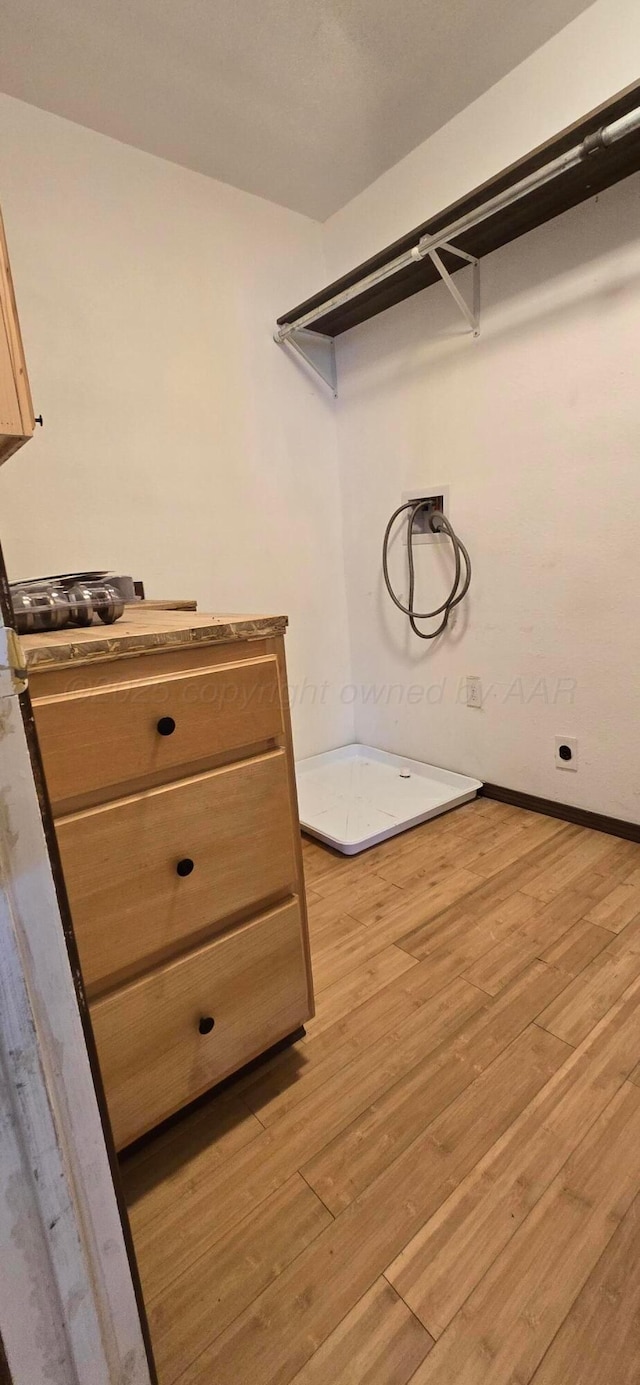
[57,751,297,992]
[33,654,283,806]
[91,899,309,1148]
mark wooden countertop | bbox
[21,605,288,672]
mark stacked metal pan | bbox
[10,572,126,634]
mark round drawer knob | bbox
[157,716,176,736]
[198,1016,215,1035]
[176,857,194,877]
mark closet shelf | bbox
[274,81,640,393]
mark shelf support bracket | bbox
[421,242,480,337]
[274,326,338,396]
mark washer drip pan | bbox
[296,744,482,855]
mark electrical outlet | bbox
[466,676,483,709]
[555,736,578,771]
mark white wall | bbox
[326,0,640,275]
[0,94,353,757]
[324,0,640,823]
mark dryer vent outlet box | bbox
[402,487,450,543]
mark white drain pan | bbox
[296,744,482,855]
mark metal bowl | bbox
[64,583,95,627]
[86,582,125,625]
[11,587,71,634]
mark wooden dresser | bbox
[22,607,313,1150]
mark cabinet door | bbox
[56,749,299,993]
[0,206,34,465]
[33,653,284,810]
[91,898,310,1148]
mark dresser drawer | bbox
[57,750,297,993]
[33,654,283,807]
[91,899,309,1148]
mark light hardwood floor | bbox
[121,798,640,1384]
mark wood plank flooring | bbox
[120,798,640,1385]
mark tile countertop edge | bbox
[20,609,289,672]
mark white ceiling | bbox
[0,0,596,220]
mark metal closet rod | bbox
[275,104,640,342]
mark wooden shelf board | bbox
[277,81,640,339]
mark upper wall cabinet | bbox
[0,206,34,466]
